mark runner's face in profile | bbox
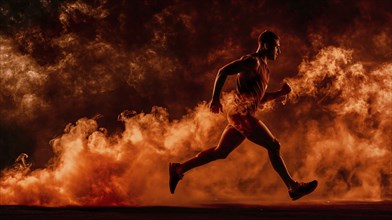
[267,39,281,60]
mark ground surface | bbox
[1,201,391,220]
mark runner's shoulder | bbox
[239,54,258,69]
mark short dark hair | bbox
[258,30,279,45]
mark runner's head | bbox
[258,30,281,60]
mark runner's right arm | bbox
[260,82,292,103]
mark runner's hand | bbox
[281,82,292,96]
[209,100,223,113]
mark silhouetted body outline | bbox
[169,31,317,200]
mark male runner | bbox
[169,31,317,200]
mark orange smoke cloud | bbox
[0,37,49,123]
[284,47,391,200]
[1,46,391,206]
[0,103,225,206]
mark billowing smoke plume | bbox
[285,47,391,200]
[1,47,391,206]
[0,0,391,206]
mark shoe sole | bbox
[291,180,318,201]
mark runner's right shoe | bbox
[289,180,318,201]
[169,163,183,194]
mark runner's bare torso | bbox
[234,53,270,113]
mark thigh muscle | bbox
[215,125,245,154]
[229,113,276,148]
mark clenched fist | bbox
[281,82,292,96]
